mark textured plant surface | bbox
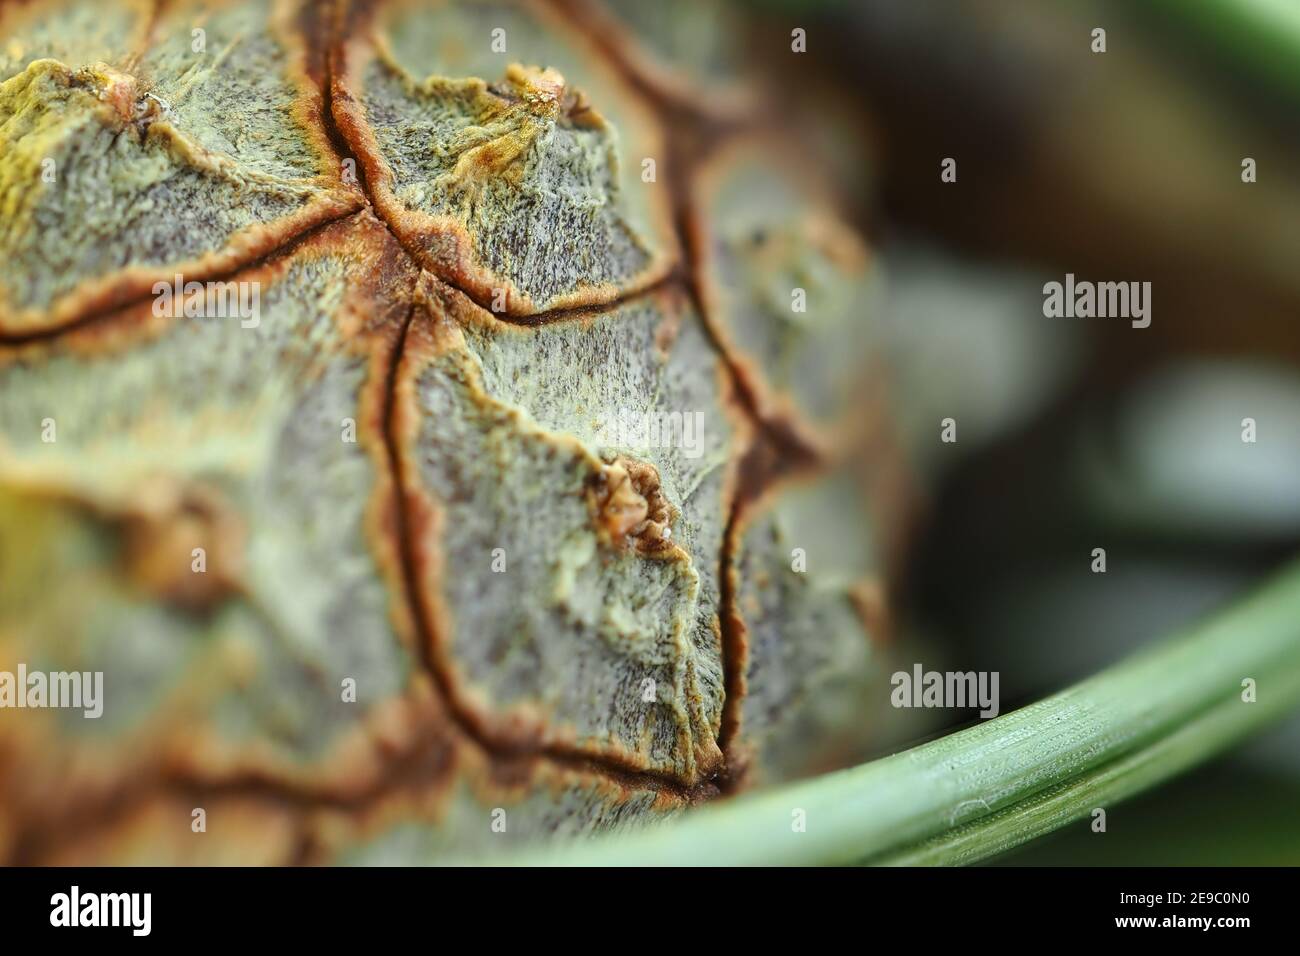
[0,0,894,864]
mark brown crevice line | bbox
[377,297,720,803]
[546,0,757,146]
[667,152,752,789]
[468,268,691,329]
[711,430,824,783]
[646,82,828,785]
[315,0,378,210]
[661,115,829,781]
[342,160,687,323]
[647,57,824,472]
[671,173,824,468]
[288,825,320,866]
[0,206,362,348]
[714,493,747,791]
[139,0,164,69]
[4,723,455,865]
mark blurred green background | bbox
[786,0,1300,864]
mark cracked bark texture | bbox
[0,0,892,864]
